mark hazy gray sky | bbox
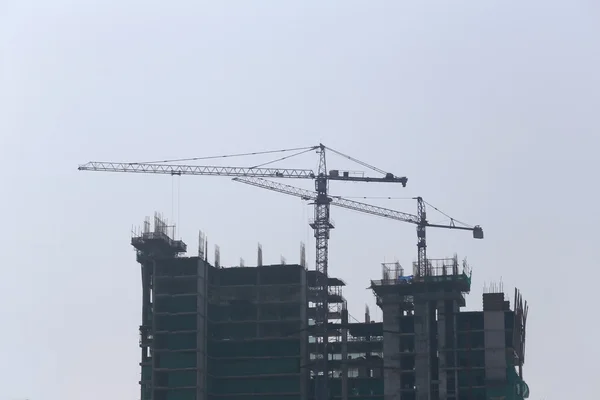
[1,1,599,399]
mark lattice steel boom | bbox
[78,161,318,178]
[232,177,483,277]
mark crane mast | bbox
[313,146,331,398]
[78,143,408,400]
[417,197,427,276]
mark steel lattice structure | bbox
[232,177,483,278]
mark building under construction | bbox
[371,261,529,400]
[133,214,529,400]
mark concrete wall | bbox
[484,311,507,383]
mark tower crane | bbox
[78,143,407,400]
[231,176,483,277]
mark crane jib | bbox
[78,162,318,178]
[78,162,408,184]
[232,177,420,224]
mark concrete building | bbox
[133,215,528,400]
[134,215,310,400]
[370,259,529,400]
[133,214,373,400]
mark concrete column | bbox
[382,299,401,400]
[414,301,430,400]
[341,307,348,400]
[150,260,157,400]
[300,269,309,400]
[436,301,447,400]
[196,259,208,400]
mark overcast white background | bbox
[1,1,599,399]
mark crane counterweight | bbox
[473,226,484,239]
